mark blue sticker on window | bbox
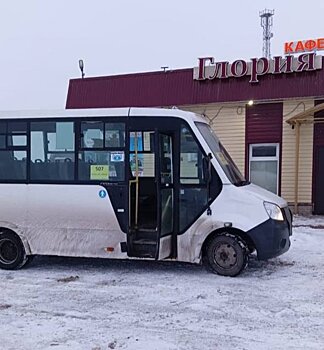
[99,190,107,198]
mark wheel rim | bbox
[0,239,18,264]
[213,242,238,270]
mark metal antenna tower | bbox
[260,9,274,59]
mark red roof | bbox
[66,60,324,109]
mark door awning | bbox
[286,102,324,125]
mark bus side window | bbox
[178,124,222,232]
[81,121,104,148]
[78,122,126,182]
[180,126,205,185]
[30,122,75,181]
[0,122,27,181]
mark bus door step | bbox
[131,239,157,258]
[134,229,158,241]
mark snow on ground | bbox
[1,216,324,350]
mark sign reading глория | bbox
[193,53,323,83]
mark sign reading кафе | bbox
[284,38,324,54]
[194,53,323,83]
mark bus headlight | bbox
[263,202,284,221]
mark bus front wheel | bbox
[204,233,248,277]
[0,230,28,270]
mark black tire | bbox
[0,230,27,270]
[24,255,35,268]
[204,233,248,277]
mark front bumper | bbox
[246,207,292,260]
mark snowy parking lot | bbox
[1,215,324,350]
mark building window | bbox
[249,143,279,194]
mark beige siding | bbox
[282,100,314,204]
[181,103,246,174]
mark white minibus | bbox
[0,108,292,276]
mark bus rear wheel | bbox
[0,231,27,270]
[205,233,248,277]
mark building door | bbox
[314,146,324,214]
[245,103,283,195]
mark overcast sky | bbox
[0,0,323,110]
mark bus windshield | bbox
[195,122,248,186]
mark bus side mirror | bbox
[203,153,212,184]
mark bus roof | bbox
[0,107,208,124]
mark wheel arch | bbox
[201,227,256,259]
[0,226,32,255]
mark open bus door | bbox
[156,132,174,259]
[128,128,174,260]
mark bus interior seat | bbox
[0,152,26,180]
[0,152,12,179]
[30,159,74,180]
[56,159,74,180]
[30,160,50,180]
